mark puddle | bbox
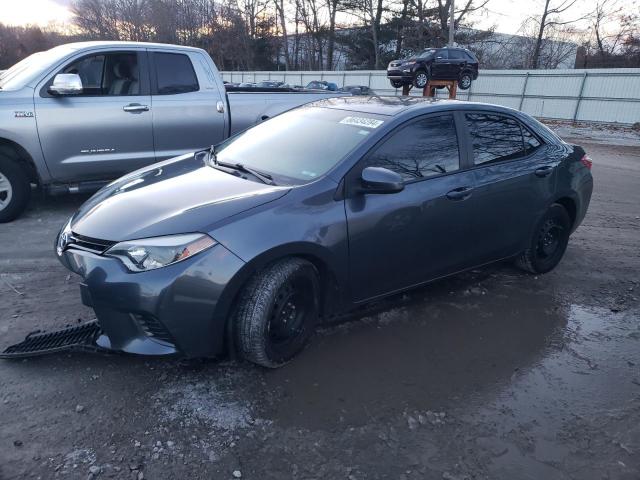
[262,279,569,429]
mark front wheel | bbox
[0,156,31,223]
[234,258,320,368]
[458,72,473,90]
[515,204,571,274]
[389,79,403,89]
[413,69,429,88]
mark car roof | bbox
[55,41,205,52]
[309,96,509,116]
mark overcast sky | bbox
[0,0,620,36]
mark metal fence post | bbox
[368,71,372,88]
[518,72,530,111]
[573,72,588,122]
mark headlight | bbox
[105,233,216,272]
[56,218,73,256]
[404,61,416,66]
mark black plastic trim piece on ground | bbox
[0,321,107,359]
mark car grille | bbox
[131,313,174,345]
[67,232,116,255]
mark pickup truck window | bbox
[215,107,382,184]
[57,52,140,96]
[153,53,199,95]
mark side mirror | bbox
[360,167,404,194]
[49,73,83,95]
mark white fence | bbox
[222,68,640,125]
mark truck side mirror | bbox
[49,74,83,95]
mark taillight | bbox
[580,154,593,170]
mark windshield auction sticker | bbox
[340,116,384,129]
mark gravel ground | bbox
[1,127,639,480]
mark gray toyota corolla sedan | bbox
[54,97,593,367]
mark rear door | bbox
[149,50,227,162]
[34,49,154,182]
[462,111,557,263]
[345,112,477,302]
[448,49,467,78]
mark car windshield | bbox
[213,107,385,185]
[417,49,436,58]
[0,45,76,91]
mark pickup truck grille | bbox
[67,232,116,255]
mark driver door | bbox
[345,113,477,302]
[34,49,155,183]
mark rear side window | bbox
[449,50,465,60]
[466,113,524,165]
[364,114,459,181]
[522,126,542,155]
[153,53,199,95]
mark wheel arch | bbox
[220,242,346,356]
[553,195,577,229]
[0,137,40,185]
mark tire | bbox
[413,69,429,89]
[0,155,31,223]
[515,204,571,274]
[234,258,320,368]
[458,72,473,90]
[390,79,403,89]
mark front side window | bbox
[215,107,382,184]
[153,53,199,95]
[364,114,460,181]
[60,52,140,96]
[435,49,449,59]
[466,113,525,165]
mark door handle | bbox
[123,103,149,113]
[446,186,474,201]
[534,165,554,177]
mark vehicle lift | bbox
[401,79,458,99]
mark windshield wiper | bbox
[208,144,276,185]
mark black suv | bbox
[387,47,479,90]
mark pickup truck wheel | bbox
[458,72,473,90]
[515,204,571,274]
[413,69,429,89]
[234,258,319,368]
[0,157,31,223]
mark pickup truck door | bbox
[33,50,155,182]
[149,50,227,162]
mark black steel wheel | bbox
[516,204,571,274]
[413,69,429,88]
[234,258,319,368]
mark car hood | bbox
[70,152,290,241]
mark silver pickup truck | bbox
[0,41,348,222]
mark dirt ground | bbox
[1,127,639,480]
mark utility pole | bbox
[448,0,455,46]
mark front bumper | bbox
[386,68,414,82]
[58,243,245,358]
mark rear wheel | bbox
[413,69,429,88]
[234,258,319,368]
[458,72,473,90]
[0,155,31,223]
[516,204,571,274]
